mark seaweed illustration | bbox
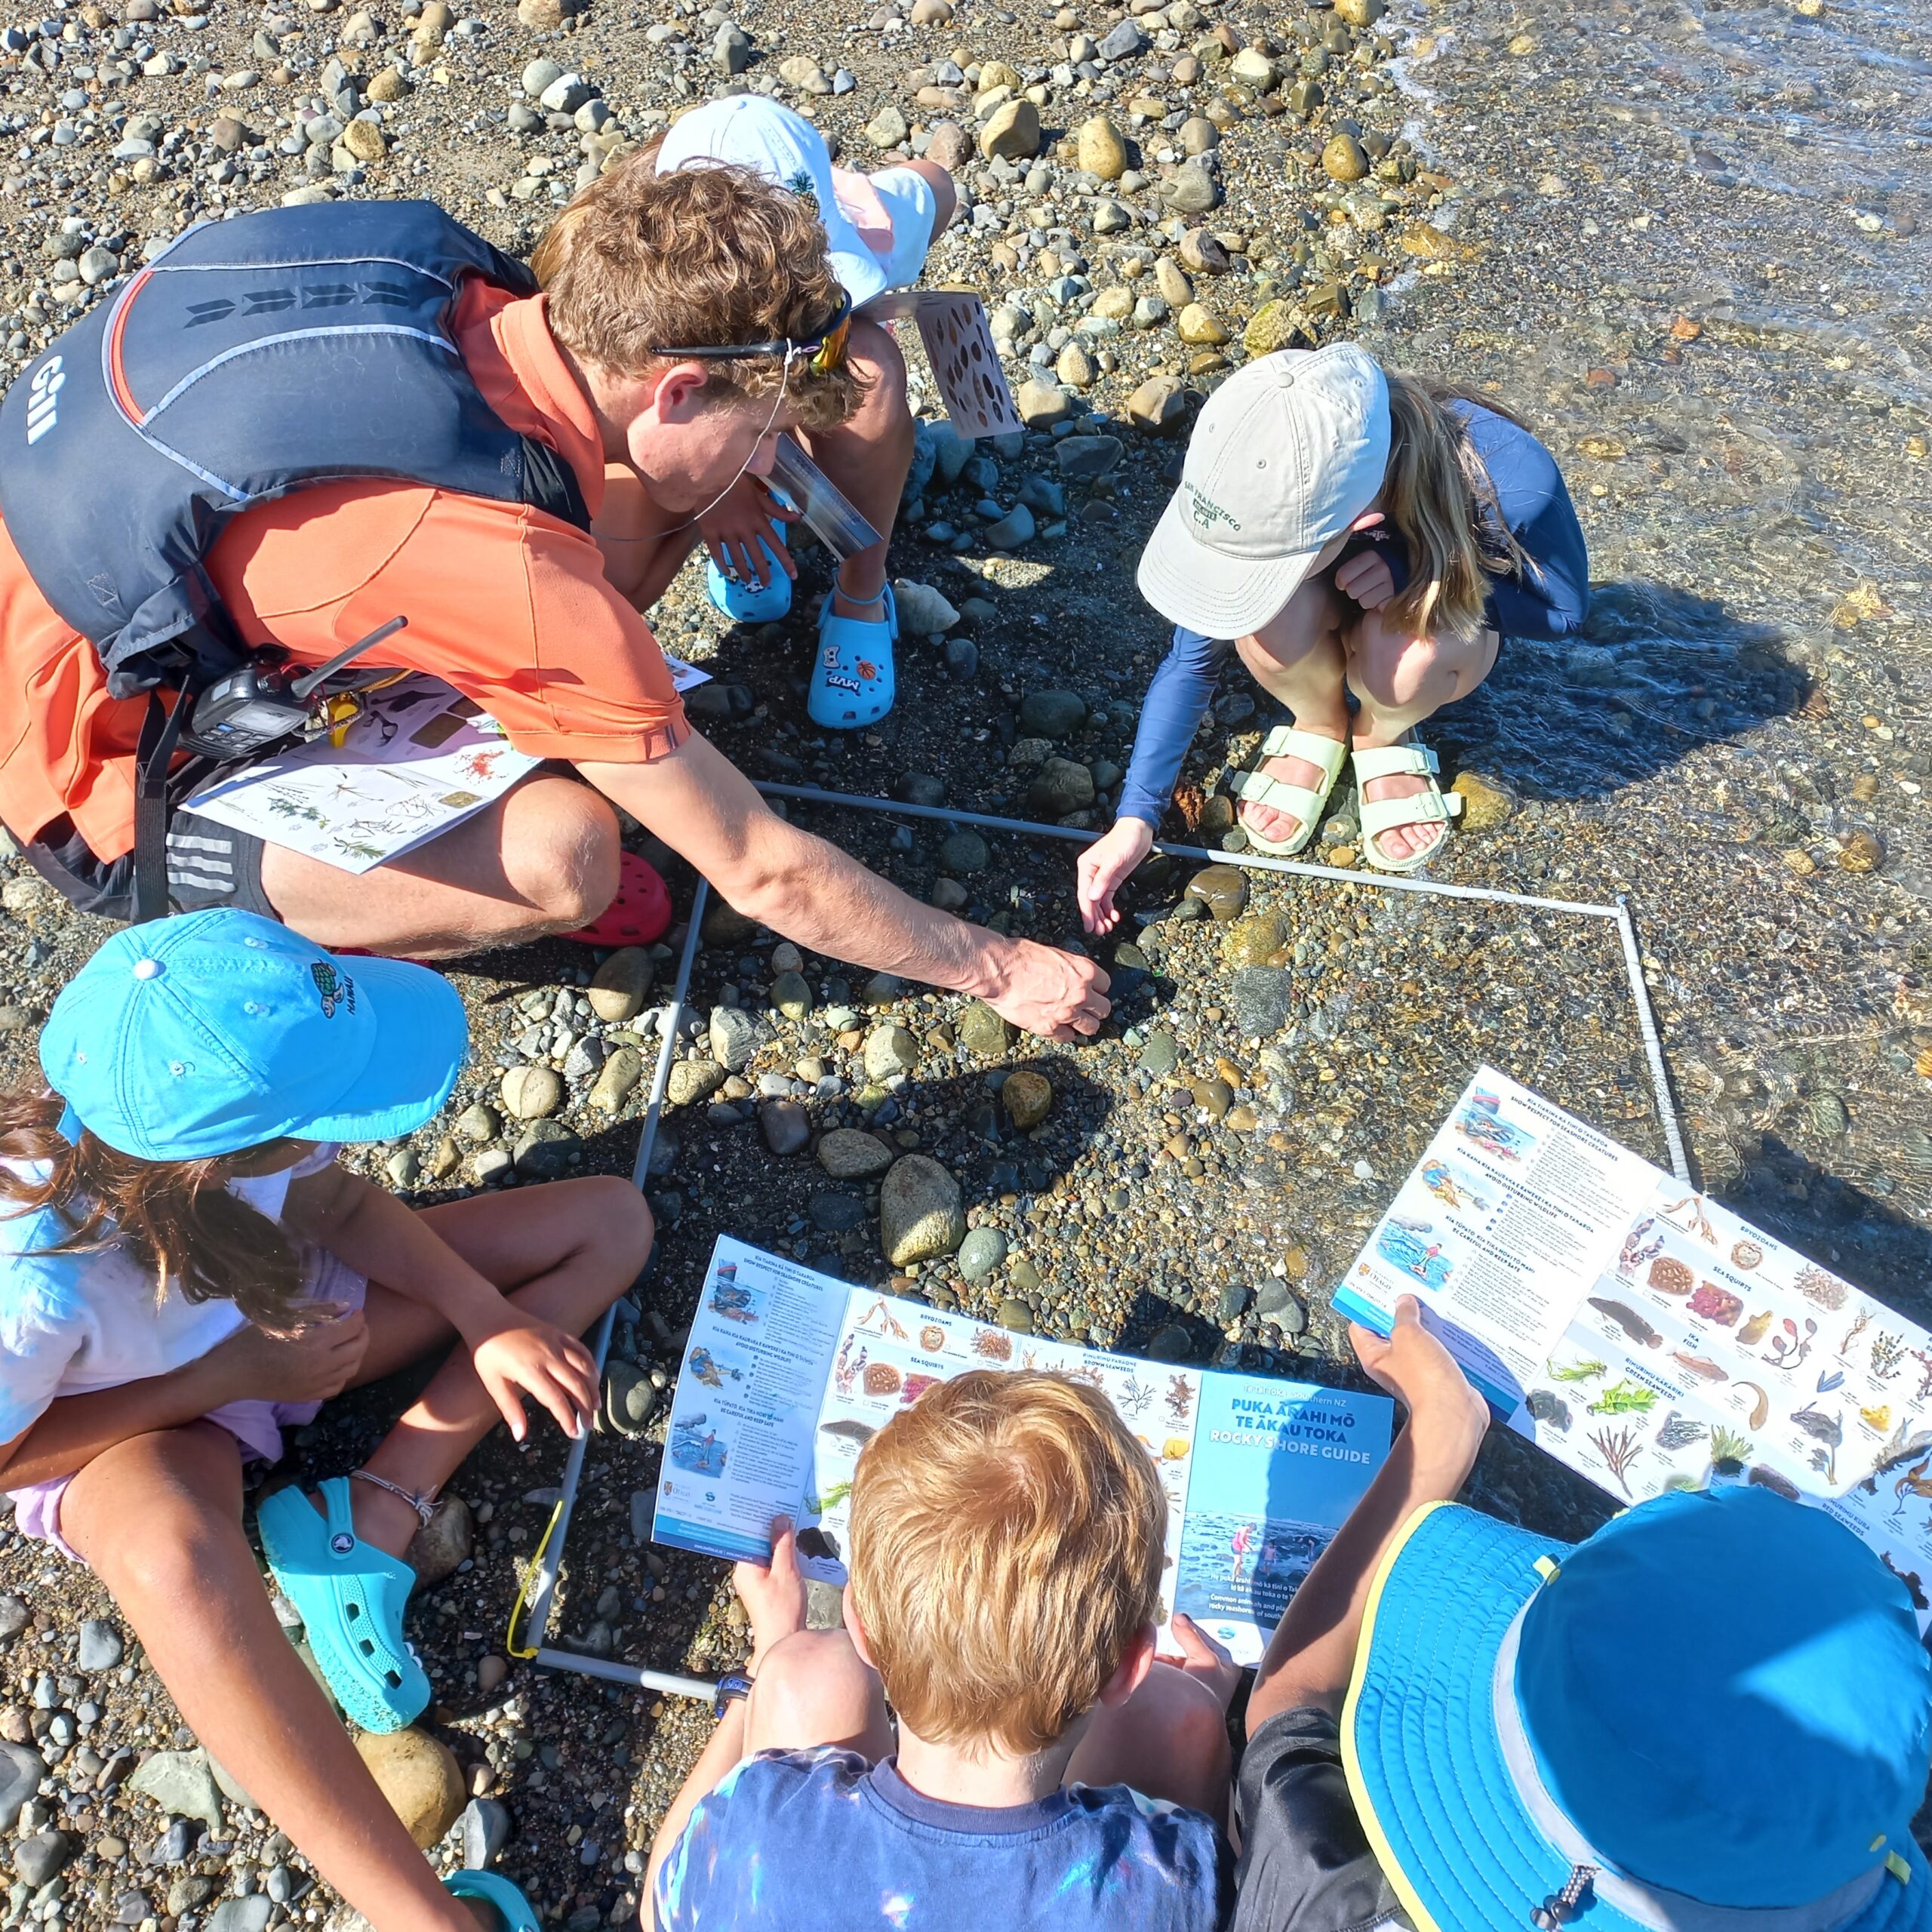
[1656,1413,1707,1453]
[1590,1425,1642,1498]
[1588,1380,1659,1417]
[1871,1332,1906,1384]
[1165,1375,1195,1425]
[1709,1425,1753,1471]
[1889,1456,1932,1523]
[1113,1369,1154,1421]
[1912,1350,1932,1403]
[1765,1317,1817,1371]
[1546,1357,1607,1383]
[1836,1311,1872,1361]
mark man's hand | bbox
[201,1310,369,1407]
[1334,547,1395,611]
[734,1515,809,1668]
[472,1314,600,1443]
[696,475,798,591]
[1077,818,1155,936]
[1155,1612,1241,1712]
[982,939,1111,1039]
[1350,1296,1490,1456]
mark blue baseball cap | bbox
[1345,1485,1930,1932]
[41,910,469,1159]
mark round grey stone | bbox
[957,1226,1009,1282]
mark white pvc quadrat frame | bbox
[514,783,1690,1703]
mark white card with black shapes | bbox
[863,288,1023,441]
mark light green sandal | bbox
[1224,724,1350,857]
[1352,740,1463,873]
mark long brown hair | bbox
[1380,374,1535,645]
[0,1090,311,1331]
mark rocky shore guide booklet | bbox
[184,662,711,873]
[1337,1066,1932,1625]
[653,1238,1393,1665]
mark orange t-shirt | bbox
[0,285,688,863]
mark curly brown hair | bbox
[534,148,863,432]
[0,1090,312,1333]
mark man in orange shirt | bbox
[0,162,1109,1039]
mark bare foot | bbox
[1357,766,1447,866]
[1238,734,1347,848]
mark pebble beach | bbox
[0,0,1927,1917]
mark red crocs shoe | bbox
[561,850,673,946]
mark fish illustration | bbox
[1588,1299,1662,1347]
[817,1418,877,1446]
[1669,1352,1727,1383]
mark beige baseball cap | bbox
[1136,344,1392,638]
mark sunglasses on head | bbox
[650,291,854,376]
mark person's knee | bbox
[748,1629,875,1751]
[1161,1675,1234,1787]
[1245,574,1346,671]
[89,1496,239,1607]
[501,781,622,930]
[577,1176,656,1280]
[1347,617,1439,714]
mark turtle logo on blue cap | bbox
[309,960,355,1019]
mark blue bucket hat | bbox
[41,910,468,1159]
[1344,1485,1930,1932]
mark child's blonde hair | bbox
[848,1371,1165,1757]
[1380,374,1534,645]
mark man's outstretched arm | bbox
[578,731,1110,1040]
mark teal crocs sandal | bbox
[257,1472,431,1734]
[445,1871,540,1930]
[1224,724,1349,857]
[1352,739,1463,874]
[808,583,897,730]
[705,515,794,626]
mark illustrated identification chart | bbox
[654,1238,1392,1664]
[1337,1067,1932,1622]
[186,663,710,872]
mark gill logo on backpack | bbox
[23,353,62,445]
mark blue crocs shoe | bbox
[705,516,794,625]
[257,1475,429,1734]
[445,1871,540,1930]
[807,583,898,731]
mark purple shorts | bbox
[7,1254,368,1564]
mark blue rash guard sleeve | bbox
[1454,402,1591,643]
[1115,628,1234,829]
